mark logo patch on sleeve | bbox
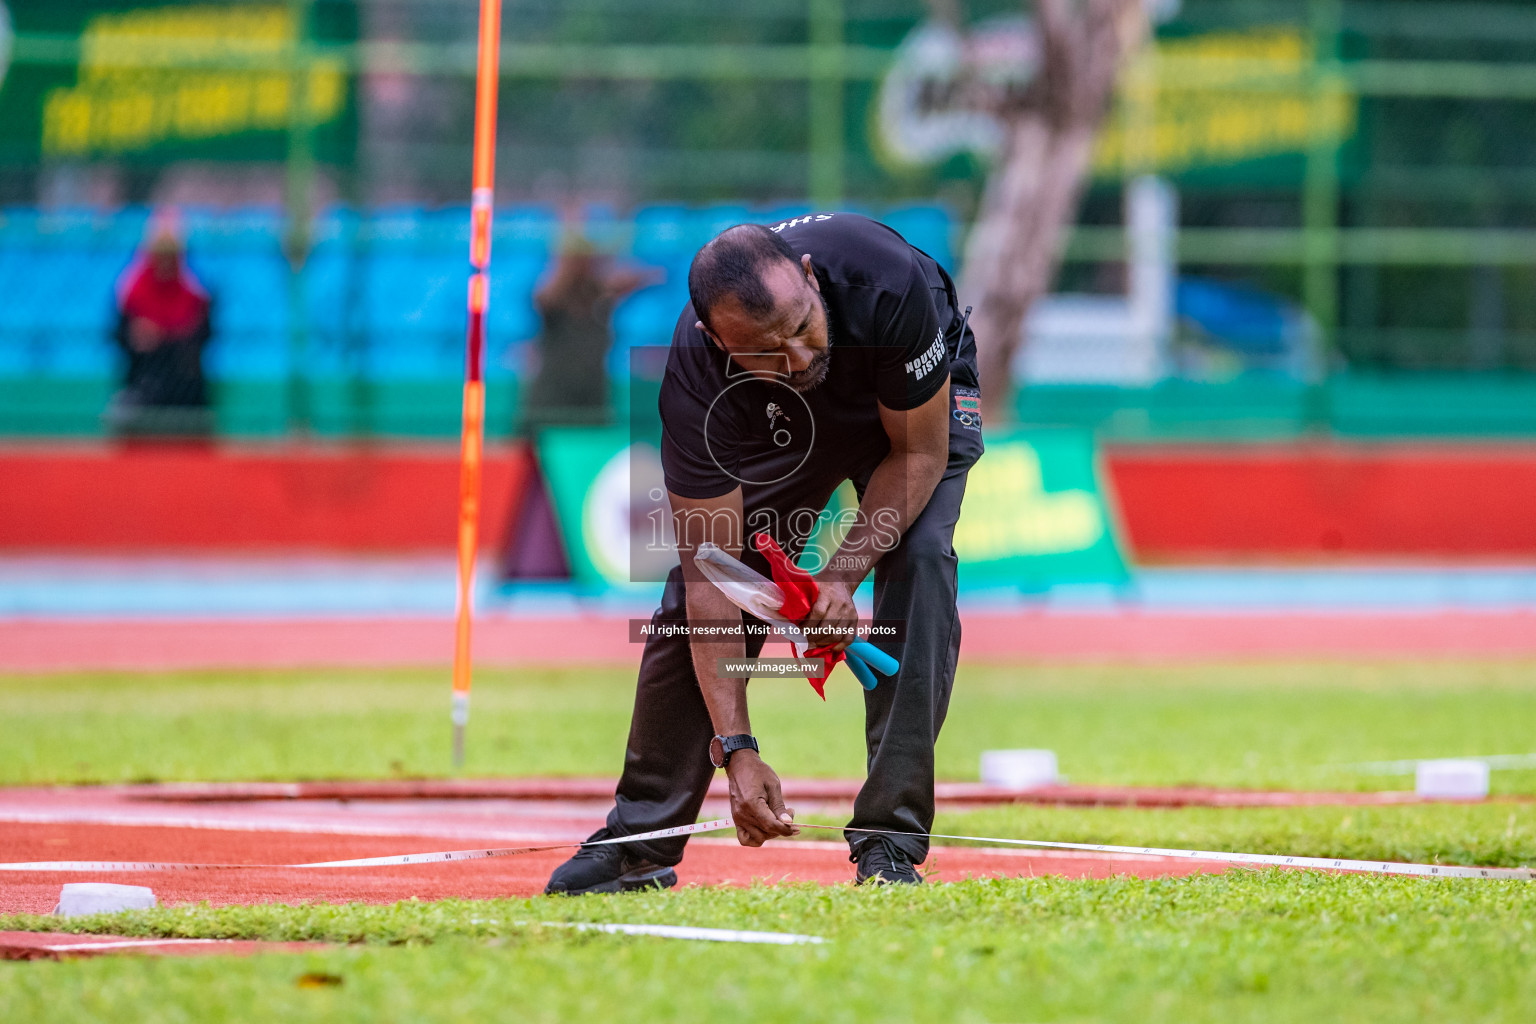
[953,387,982,431]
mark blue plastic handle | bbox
[844,652,880,691]
[848,641,899,677]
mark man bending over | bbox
[545,213,983,892]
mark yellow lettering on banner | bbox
[308,64,346,119]
[106,91,156,150]
[40,4,345,157]
[1092,27,1358,177]
[952,446,1104,561]
[175,81,212,138]
[42,93,94,156]
[253,76,291,128]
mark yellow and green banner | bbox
[530,425,1130,591]
[953,429,1130,589]
[0,0,356,164]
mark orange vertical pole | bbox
[452,0,503,769]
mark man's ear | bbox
[696,320,725,350]
[800,253,819,291]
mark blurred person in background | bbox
[106,223,214,438]
[518,229,657,435]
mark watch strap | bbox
[711,733,759,768]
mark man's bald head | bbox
[687,224,801,334]
[687,223,832,393]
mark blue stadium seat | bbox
[210,258,288,334]
[757,203,817,228]
[493,204,558,258]
[882,204,955,269]
[693,205,754,247]
[631,205,693,267]
[364,335,463,379]
[612,285,683,353]
[302,239,356,337]
[48,336,117,376]
[206,332,290,379]
[0,208,40,245]
[0,335,35,375]
[486,250,545,343]
[0,202,966,398]
[1176,277,1294,356]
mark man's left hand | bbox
[800,577,858,653]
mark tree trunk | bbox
[956,0,1147,423]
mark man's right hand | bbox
[724,750,797,847]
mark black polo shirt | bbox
[660,213,976,502]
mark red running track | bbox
[0,781,1253,917]
[0,774,1505,918]
[0,821,1226,917]
[7,610,1536,672]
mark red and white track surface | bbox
[0,781,1258,916]
[7,610,1536,672]
[0,777,1508,917]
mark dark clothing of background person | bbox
[607,212,983,868]
[109,237,213,435]
[519,240,654,435]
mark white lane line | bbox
[536,922,825,945]
[39,927,823,951]
[0,809,587,845]
[0,819,738,872]
[36,938,227,952]
[689,837,1191,863]
[794,824,1535,881]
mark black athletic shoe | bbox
[543,828,679,896]
[851,835,923,885]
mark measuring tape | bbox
[803,824,1533,881]
[0,817,1528,880]
[0,818,735,873]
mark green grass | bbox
[4,873,1535,1023]
[3,660,1534,1020]
[3,661,1534,792]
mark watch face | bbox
[708,736,725,769]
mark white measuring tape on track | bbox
[0,817,1528,881]
[0,818,736,873]
[796,824,1534,881]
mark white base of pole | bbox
[451,693,470,769]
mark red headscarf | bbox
[116,237,210,337]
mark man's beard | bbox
[785,295,833,394]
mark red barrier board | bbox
[1106,443,1536,559]
[0,443,532,551]
[3,441,1536,557]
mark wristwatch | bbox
[709,733,759,769]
